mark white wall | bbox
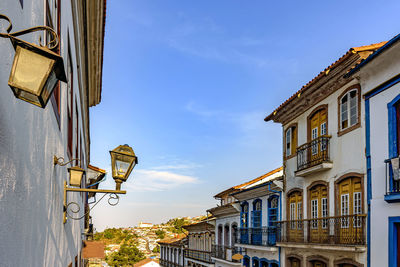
[358,41,400,267]
[0,1,89,266]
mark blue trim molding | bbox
[388,93,400,158]
[389,216,400,267]
[252,256,260,267]
[365,98,372,267]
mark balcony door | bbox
[309,184,328,243]
[268,196,279,245]
[338,177,362,244]
[240,202,249,244]
[288,191,303,242]
[308,107,327,164]
[251,200,262,245]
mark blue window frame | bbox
[268,195,279,245]
[240,202,249,244]
[385,94,400,202]
[389,216,400,267]
[252,257,259,267]
[251,199,262,245]
[243,256,250,267]
[388,94,400,158]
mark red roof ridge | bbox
[234,166,283,189]
[265,41,387,122]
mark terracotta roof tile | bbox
[264,41,387,122]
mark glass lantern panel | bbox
[114,156,131,178]
[9,46,55,95]
[70,169,84,187]
[41,70,58,104]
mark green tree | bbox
[152,245,160,253]
[106,243,145,267]
[155,229,165,239]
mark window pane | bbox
[341,95,348,129]
[350,91,358,126]
[286,128,291,156]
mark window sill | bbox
[337,122,361,137]
[384,193,400,203]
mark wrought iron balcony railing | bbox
[184,249,214,264]
[276,214,366,245]
[211,244,244,262]
[236,227,277,246]
[159,259,184,267]
[297,136,331,172]
[385,157,400,196]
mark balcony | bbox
[211,244,244,263]
[184,249,214,264]
[160,259,183,267]
[295,136,332,177]
[236,227,277,247]
[384,157,400,203]
[276,215,366,251]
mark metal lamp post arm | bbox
[63,181,126,224]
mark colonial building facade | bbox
[265,42,386,267]
[0,0,105,266]
[347,33,400,267]
[159,235,187,267]
[184,220,215,267]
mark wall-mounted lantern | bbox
[110,144,138,190]
[55,144,138,224]
[0,14,67,108]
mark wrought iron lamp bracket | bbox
[0,14,59,50]
[63,181,126,224]
[54,156,81,167]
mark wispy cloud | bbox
[126,169,199,192]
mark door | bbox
[309,185,328,243]
[268,196,279,245]
[240,203,249,244]
[309,108,327,166]
[289,258,300,267]
[288,191,303,242]
[338,177,362,244]
[251,200,262,245]
[312,261,327,267]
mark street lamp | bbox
[110,144,138,190]
[58,144,138,224]
[0,14,67,108]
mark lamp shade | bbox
[110,144,137,183]
[68,166,85,187]
[8,37,67,108]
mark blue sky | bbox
[89,0,400,230]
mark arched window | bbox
[268,195,279,226]
[252,257,259,267]
[285,124,298,157]
[268,195,279,245]
[231,223,238,246]
[252,199,262,228]
[217,225,223,245]
[241,202,249,228]
[240,202,249,244]
[340,89,358,130]
[243,256,250,267]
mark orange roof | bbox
[234,166,283,189]
[88,164,106,173]
[214,166,283,198]
[264,41,387,122]
[134,258,159,267]
[158,234,186,245]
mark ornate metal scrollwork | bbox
[0,13,59,50]
[64,192,121,221]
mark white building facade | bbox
[265,42,386,267]
[0,0,105,266]
[348,33,400,267]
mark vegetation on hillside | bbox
[106,243,145,266]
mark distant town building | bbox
[140,222,154,228]
[183,219,216,267]
[158,235,187,267]
[134,258,161,267]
